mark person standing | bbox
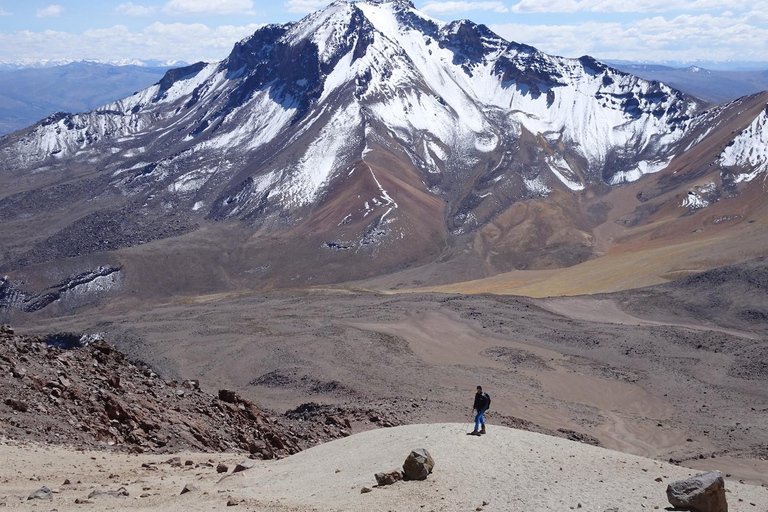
[470,385,490,436]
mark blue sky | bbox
[0,0,766,64]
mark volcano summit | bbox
[1,0,767,311]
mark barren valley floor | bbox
[14,284,768,486]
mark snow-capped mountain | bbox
[1,0,767,309]
[1,1,703,223]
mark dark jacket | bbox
[473,392,489,412]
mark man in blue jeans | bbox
[470,385,490,436]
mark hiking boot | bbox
[480,426,486,435]
[468,430,480,436]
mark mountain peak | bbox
[355,0,415,7]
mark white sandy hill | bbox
[2,424,768,511]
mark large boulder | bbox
[666,471,728,512]
[402,448,435,481]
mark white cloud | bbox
[0,8,12,16]
[285,0,328,14]
[162,0,256,16]
[511,0,754,13]
[745,2,768,23]
[36,5,65,18]
[421,1,509,14]
[0,23,264,63]
[490,12,768,61]
[114,3,158,16]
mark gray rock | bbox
[233,460,255,473]
[5,398,28,413]
[28,486,53,500]
[402,448,435,481]
[667,471,728,512]
[375,469,403,486]
[361,486,372,494]
[180,483,199,495]
[88,487,129,498]
[216,463,229,473]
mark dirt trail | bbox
[538,297,762,340]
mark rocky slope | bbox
[0,0,767,309]
[0,325,405,456]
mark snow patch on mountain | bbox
[680,182,717,210]
[546,154,584,191]
[610,158,673,185]
[720,106,768,183]
[524,176,551,196]
[275,103,363,207]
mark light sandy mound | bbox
[236,424,768,511]
[2,424,768,511]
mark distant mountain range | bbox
[1,0,767,315]
[0,59,187,71]
[607,61,768,104]
[0,61,183,135]
[607,59,768,72]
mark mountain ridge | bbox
[0,0,767,313]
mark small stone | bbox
[233,460,255,473]
[361,487,372,494]
[87,487,129,499]
[375,470,403,486]
[180,483,199,495]
[28,486,53,500]
[74,498,93,504]
[216,463,229,474]
[4,398,28,413]
[227,498,239,506]
[218,389,238,403]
